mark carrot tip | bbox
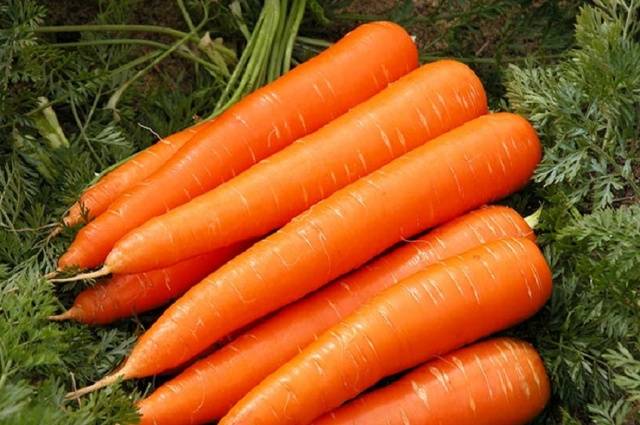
[49,266,111,283]
[44,270,59,280]
[48,310,74,322]
[64,372,122,399]
[47,224,63,240]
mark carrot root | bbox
[46,224,63,241]
[49,266,111,283]
[43,270,59,280]
[48,309,77,321]
[64,372,123,399]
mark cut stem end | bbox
[524,206,543,229]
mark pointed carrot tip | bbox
[48,308,76,322]
[64,372,124,399]
[49,224,63,237]
[44,270,59,280]
[49,266,111,283]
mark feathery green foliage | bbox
[505,1,640,423]
[0,0,310,423]
[1,0,637,424]
[507,0,640,209]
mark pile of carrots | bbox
[51,21,553,425]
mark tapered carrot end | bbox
[48,308,78,322]
[64,372,124,399]
[47,224,63,240]
[44,270,60,280]
[49,266,111,283]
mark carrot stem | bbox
[525,207,543,229]
[51,39,221,71]
[282,0,306,74]
[176,0,197,33]
[266,0,288,82]
[296,36,332,48]
[33,24,197,43]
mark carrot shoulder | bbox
[63,120,212,227]
[58,21,419,270]
[136,205,533,425]
[105,60,488,273]
[221,238,553,425]
[313,337,551,425]
[50,242,248,325]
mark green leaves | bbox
[0,1,316,423]
[506,2,640,423]
[506,0,640,210]
[31,97,70,149]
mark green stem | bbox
[213,0,281,115]
[296,36,331,48]
[176,0,196,33]
[242,0,280,94]
[267,0,289,82]
[106,23,205,111]
[70,99,101,165]
[33,24,198,42]
[524,207,543,229]
[51,39,221,72]
[213,12,266,113]
[51,38,167,50]
[282,0,306,74]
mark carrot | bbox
[136,206,534,425]
[313,337,551,425]
[63,120,212,227]
[106,60,488,273]
[49,242,249,325]
[68,112,541,397]
[57,21,419,270]
[220,238,553,425]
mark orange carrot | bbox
[58,21,419,270]
[136,206,533,425]
[49,242,249,325]
[63,120,212,227]
[221,238,553,425]
[68,112,541,397]
[313,337,551,425]
[105,60,488,273]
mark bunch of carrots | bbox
[50,21,553,425]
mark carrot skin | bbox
[59,242,249,325]
[108,60,488,272]
[111,112,541,382]
[136,206,533,425]
[220,238,553,425]
[63,121,212,227]
[313,337,551,425]
[58,21,419,270]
